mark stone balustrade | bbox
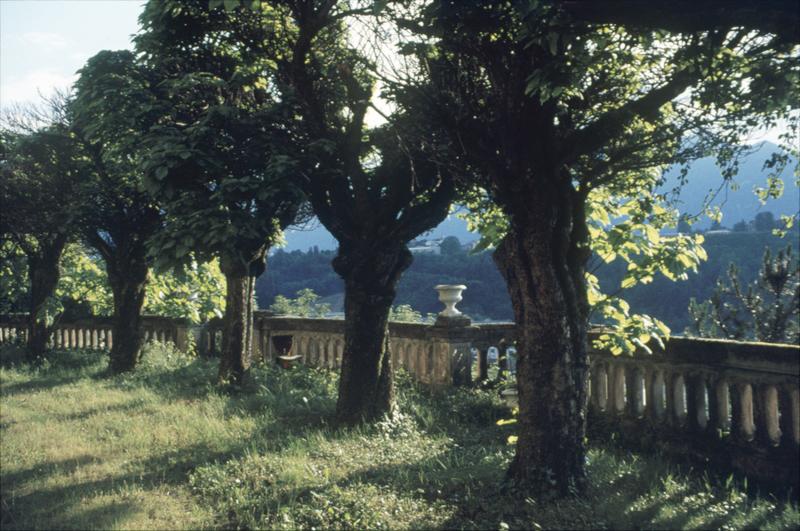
[0,314,191,352]
[585,332,799,487]
[200,312,480,386]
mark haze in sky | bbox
[1,1,142,106]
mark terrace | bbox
[2,285,797,491]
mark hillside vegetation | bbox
[258,230,799,331]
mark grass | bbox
[1,343,798,530]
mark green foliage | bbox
[388,304,435,324]
[269,288,331,318]
[56,244,113,318]
[0,242,225,323]
[145,259,226,323]
[135,0,303,271]
[0,241,28,314]
[688,245,799,343]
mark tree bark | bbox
[493,180,591,496]
[26,235,68,360]
[332,243,413,425]
[217,254,259,387]
[106,245,149,373]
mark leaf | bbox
[223,0,240,11]
[644,225,660,245]
[546,32,559,55]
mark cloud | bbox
[20,31,68,51]
[0,68,76,107]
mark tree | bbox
[135,0,305,385]
[0,120,84,359]
[754,211,777,232]
[399,0,798,494]
[269,288,331,317]
[439,236,463,256]
[688,246,799,343]
[272,1,455,424]
[733,220,748,232]
[70,50,165,372]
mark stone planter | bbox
[435,284,467,317]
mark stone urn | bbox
[271,334,300,368]
[435,284,467,317]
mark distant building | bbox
[408,238,443,255]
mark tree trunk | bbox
[106,246,149,373]
[332,243,413,425]
[493,182,591,496]
[26,235,67,360]
[217,254,259,387]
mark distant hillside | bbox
[660,141,798,229]
[258,229,800,333]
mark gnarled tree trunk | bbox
[217,253,260,387]
[26,234,68,360]
[332,242,413,425]
[493,180,591,496]
[106,244,149,373]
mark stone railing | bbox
[0,314,192,352]
[201,312,481,387]
[587,332,799,487]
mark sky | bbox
[0,0,143,107]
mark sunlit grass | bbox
[1,342,797,530]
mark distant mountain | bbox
[281,213,477,252]
[660,141,798,229]
[280,141,798,251]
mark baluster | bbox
[107,328,113,350]
[497,339,508,378]
[751,383,777,446]
[610,363,625,414]
[634,365,646,417]
[477,346,489,382]
[673,373,688,426]
[778,386,799,448]
[706,376,722,438]
[716,378,730,432]
[685,373,705,432]
[760,385,781,446]
[643,366,657,421]
[626,364,645,417]
[591,363,608,412]
[662,371,677,425]
[731,382,755,441]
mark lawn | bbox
[1,343,797,530]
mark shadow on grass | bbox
[1,442,246,530]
